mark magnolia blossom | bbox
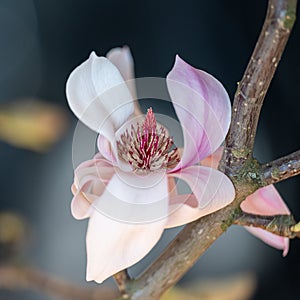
[202,147,290,256]
[66,46,236,283]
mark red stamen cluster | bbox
[117,108,180,172]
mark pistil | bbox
[117,108,180,172]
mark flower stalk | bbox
[113,270,130,299]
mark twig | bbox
[261,150,300,185]
[0,265,118,300]
[233,212,297,238]
[128,1,298,299]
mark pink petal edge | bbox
[167,56,231,171]
[241,185,290,215]
[71,157,115,219]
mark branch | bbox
[221,0,297,172]
[261,150,300,185]
[128,1,298,299]
[233,212,297,238]
[0,265,118,300]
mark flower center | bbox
[117,108,180,172]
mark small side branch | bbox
[233,212,297,238]
[113,270,130,299]
[262,150,300,185]
[0,265,118,300]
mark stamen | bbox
[117,108,180,172]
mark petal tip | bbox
[173,55,195,72]
[86,272,104,283]
[172,55,188,71]
[89,51,97,59]
[174,54,184,63]
[282,239,289,257]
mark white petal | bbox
[165,194,200,228]
[86,210,165,283]
[97,134,117,164]
[66,52,134,141]
[92,171,169,224]
[106,46,137,99]
[107,46,142,116]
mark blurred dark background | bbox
[0,0,299,299]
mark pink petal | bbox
[241,185,290,255]
[71,184,92,220]
[74,157,115,188]
[167,56,231,171]
[71,157,115,220]
[168,166,235,222]
[66,52,134,142]
[241,185,290,215]
[86,209,166,283]
[245,227,289,256]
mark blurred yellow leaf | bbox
[0,212,28,261]
[0,99,68,152]
[161,273,256,300]
[161,287,199,300]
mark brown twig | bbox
[233,212,297,238]
[0,265,118,300]
[113,270,130,299]
[261,150,300,185]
